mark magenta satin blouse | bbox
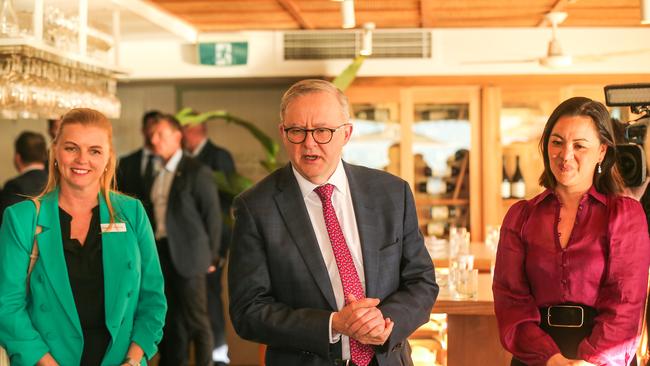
[493,186,650,366]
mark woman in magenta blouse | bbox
[493,97,650,366]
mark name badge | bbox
[101,223,127,233]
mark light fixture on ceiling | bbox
[341,0,355,29]
[642,0,650,24]
[540,11,572,68]
[359,22,374,56]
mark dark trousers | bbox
[206,265,227,348]
[511,307,637,365]
[157,239,214,366]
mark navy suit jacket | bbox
[194,139,236,258]
[164,155,222,278]
[228,162,438,366]
[0,169,47,224]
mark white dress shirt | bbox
[292,160,365,360]
[151,149,183,240]
[139,147,158,176]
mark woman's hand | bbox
[36,353,59,366]
[546,353,596,366]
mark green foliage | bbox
[332,55,366,91]
[175,108,280,172]
[175,108,278,205]
[213,170,252,197]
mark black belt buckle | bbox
[547,305,584,328]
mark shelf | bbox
[415,196,469,206]
[0,38,127,75]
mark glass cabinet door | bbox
[343,102,400,172]
[405,87,481,241]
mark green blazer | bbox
[0,189,167,366]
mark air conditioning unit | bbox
[283,29,432,60]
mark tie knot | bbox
[314,183,334,203]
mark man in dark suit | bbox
[0,131,48,223]
[116,110,163,221]
[228,80,438,366]
[183,121,236,366]
[147,114,222,366]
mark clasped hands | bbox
[331,294,394,345]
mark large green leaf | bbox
[213,170,253,197]
[175,109,280,172]
[332,55,366,91]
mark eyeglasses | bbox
[283,123,350,144]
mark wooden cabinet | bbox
[346,86,482,240]
[346,76,650,241]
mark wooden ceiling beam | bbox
[419,0,426,27]
[276,0,315,29]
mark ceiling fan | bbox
[461,11,650,69]
[539,11,572,68]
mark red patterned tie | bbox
[314,184,375,366]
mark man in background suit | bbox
[228,79,438,366]
[183,121,236,366]
[0,131,48,223]
[116,110,163,221]
[148,114,222,366]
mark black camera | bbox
[604,84,650,187]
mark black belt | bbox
[539,304,597,328]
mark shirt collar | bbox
[189,138,208,157]
[163,149,183,173]
[586,185,608,205]
[21,163,45,173]
[292,160,348,199]
[533,185,608,207]
[143,147,154,157]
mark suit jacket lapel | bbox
[35,190,83,335]
[167,155,187,211]
[344,163,381,299]
[274,165,338,310]
[100,192,126,340]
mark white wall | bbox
[113,84,178,156]
[119,28,650,81]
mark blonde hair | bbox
[280,79,350,123]
[38,108,118,223]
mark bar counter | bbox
[428,243,511,366]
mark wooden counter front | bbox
[431,274,511,366]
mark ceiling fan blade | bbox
[574,49,650,62]
[460,58,539,65]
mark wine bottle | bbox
[501,156,511,199]
[423,166,433,177]
[417,178,445,195]
[430,206,457,221]
[416,181,427,193]
[510,156,526,199]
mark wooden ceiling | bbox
[147,0,647,32]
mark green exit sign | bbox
[198,42,248,66]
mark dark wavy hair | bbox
[538,97,624,194]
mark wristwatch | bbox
[122,357,140,366]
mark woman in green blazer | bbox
[0,108,166,366]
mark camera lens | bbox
[618,151,638,183]
[616,144,646,186]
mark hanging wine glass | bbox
[0,0,20,38]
